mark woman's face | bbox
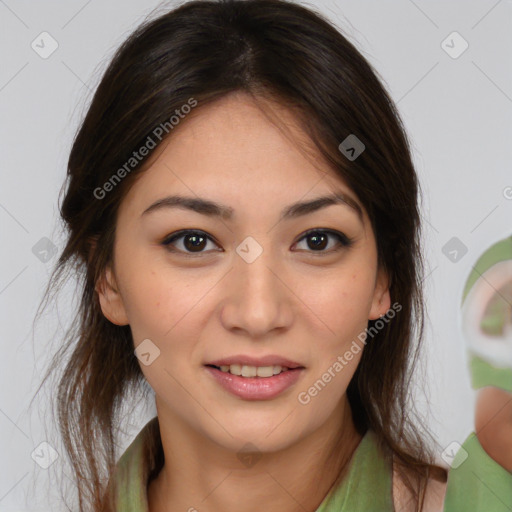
[97,92,390,453]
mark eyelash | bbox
[161,229,353,257]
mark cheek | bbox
[118,266,204,388]
[121,273,201,343]
[299,269,376,398]
[310,270,376,334]
[114,237,206,333]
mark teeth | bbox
[217,364,290,377]
[229,364,242,376]
[256,366,273,377]
[240,365,255,377]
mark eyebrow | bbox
[141,192,363,222]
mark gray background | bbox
[1,0,511,510]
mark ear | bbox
[368,266,391,320]
[95,265,129,326]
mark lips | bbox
[204,365,305,400]
[203,354,305,400]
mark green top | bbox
[112,417,512,511]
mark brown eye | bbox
[294,229,353,254]
[162,230,219,254]
[305,232,329,250]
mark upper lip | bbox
[206,355,304,369]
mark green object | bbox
[314,428,393,511]
[443,432,512,512]
[461,235,512,305]
[111,417,512,511]
[469,352,512,393]
[479,280,512,336]
[461,235,512,391]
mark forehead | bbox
[119,92,364,222]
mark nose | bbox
[220,246,294,339]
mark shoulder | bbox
[392,459,447,512]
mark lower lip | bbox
[204,366,304,400]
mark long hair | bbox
[34,1,446,510]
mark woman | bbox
[36,0,511,510]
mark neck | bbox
[148,396,363,512]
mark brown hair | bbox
[34,0,447,510]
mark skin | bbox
[96,91,392,512]
[475,387,512,472]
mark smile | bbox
[204,364,305,400]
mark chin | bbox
[192,408,302,449]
